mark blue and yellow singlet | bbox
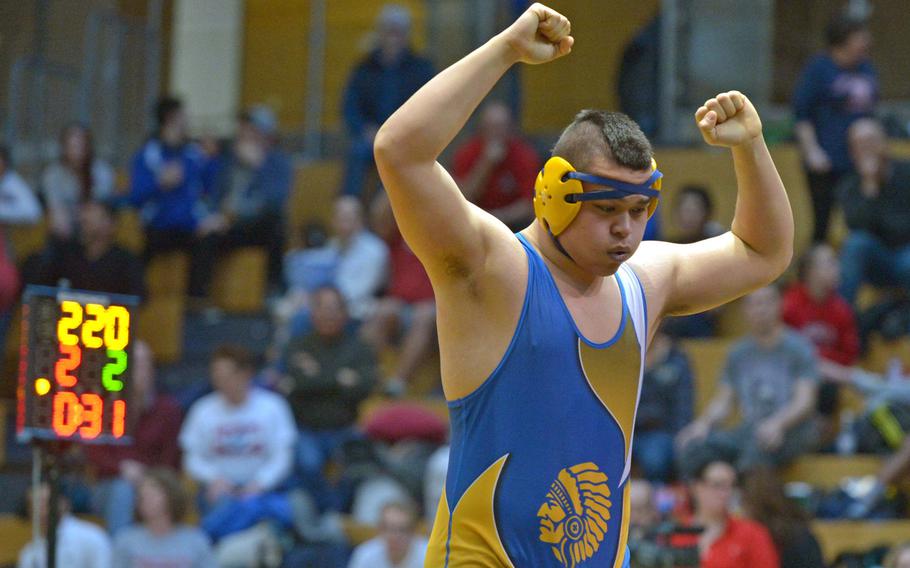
[426,233,648,568]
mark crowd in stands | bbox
[1,4,909,568]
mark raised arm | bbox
[634,91,794,320]
[373,4,572,280]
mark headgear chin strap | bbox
[533,156,663,236]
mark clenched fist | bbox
[695,91,763,148]
[500,3,573,65]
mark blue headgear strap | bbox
[563,169,663,203]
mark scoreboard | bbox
[17,286,138,444]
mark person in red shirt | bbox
[783,243,860,434]
[783,243,859,365]
[673,458,780,568]
[362,193,437,395]
[83,340,184,534]
[452,100,539,231]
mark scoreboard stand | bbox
[16,285,138,567]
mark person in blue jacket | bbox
[129,96,218,295]
[792,14,878,243]
[341,4,434,199]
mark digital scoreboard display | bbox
[17,286,138,444]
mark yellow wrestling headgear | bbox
[533,156,663,236]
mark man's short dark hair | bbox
[551,110,653,172]
[678,185,714,217]
[826,14,867,48]
[155,96,184,129]
[211,344,256,371]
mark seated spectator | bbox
[112,468,215,567]
[673,459,780,568]
[128,96,217,295]
[40,123,115,242]
[361,193,436,395]
[82,341,182,534]
[676,286,820,476]
[822,360,910,518]
[195,105,292,295]
[785,244,860,365]
[668,185,724,245]
[452,100,537,231]
[178,345,297,540]
[0,143,41,349]
[347,500,428,568]
[785,243,860,439]
[277,198,389,346]
[886,542,910,568]
[341,4,434,198]
[633,326,694,482]
[18,483,112,568]
[838,118,910,304]
[25,201,145,298]
[661,185,723,338]
[741,468,825,568]
[283,286,377,510]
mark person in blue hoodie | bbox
[793,14,878,243]
[129,96,218,296]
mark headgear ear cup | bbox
[533,157,584,236]
[647,157,661,218]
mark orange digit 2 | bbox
[54,344,81,387]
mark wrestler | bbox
[374,4,793,566]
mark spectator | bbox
[423,444,448,525]
[196,105,292,294]
[341,4,434,198]
[347,500,428,568]
[823,362,910,518]
[452,100,538,231]
[629,478,661,535]
[40,123,115,242]
[668,185,724,245]
[633,327,694,482]
[18,484,112,568]
[0,144,43,228]
[793,14,877,243]
[83,341,182,534]
[128,96,216,291]
[178,345,297,539]
[112,468,215,568]
[323,196,389,322]
[885,542,910,568]
[278,197,389,343]
[283,286,377,509]
[661,185,723,337]
[785,243,859,365]
[673,459,780,568]
[741,467,825,568]
[838,118,910,304]
[361,193,436,395]
[676,286,820,476]
[0,144,41,350]
[25,201,145,298]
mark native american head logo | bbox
[537,462,612,568]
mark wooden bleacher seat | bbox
[0,514,32,566]
[113,209,145,255]
[782,454,883,491]
[679,338,733,416]
[378,348,441,397]
[210,247,268,313]
[289,161,342,235]
[8,219,47,262]
[812,519,910,564]
[137,296,185,364]
[863,335,910,375]
[145,251,189,298]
